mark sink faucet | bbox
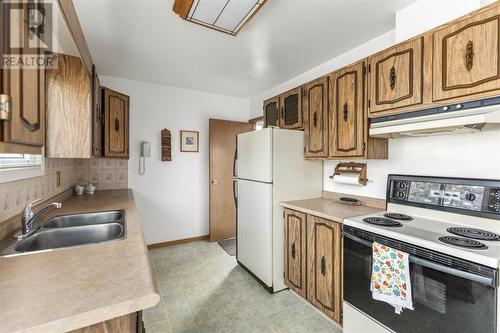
[18,199,62,240]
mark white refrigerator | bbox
[236,128,322,292]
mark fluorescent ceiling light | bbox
[174,0,266,36]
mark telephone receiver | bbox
[139,141,150,175]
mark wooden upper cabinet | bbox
[329,62,365,158]
[433,4,500,102]
[280,88,303,129]
[264,96,280,128]
[92,66,103,156]
[368,37,426,116]
[0,2,45,149]
[304,77,329,158]
[103,87,129,159]
[306,215,342,324]
[284,209,306,298]
[46,54,92,158]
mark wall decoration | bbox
[180,130,199,152]
[161,129,172,161]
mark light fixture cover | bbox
[174,0,266,36]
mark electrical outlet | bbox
[56,171,61,188]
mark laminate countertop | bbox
[0,190,160,333]
[280,198,384,223]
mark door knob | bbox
[211,179,217,184]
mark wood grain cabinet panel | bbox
[306,215,342,324]
[368,37,426,115]
[284,209,306,297]
[329,62,365,158]
[0,2,45,149]
[280,88,303,129]
[46,54,92,158]
[264,96,280,128]
[433,4,500,102]
[102,87,129,159]
[303,77,329,159]
[70,312,142,333]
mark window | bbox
[249,116,264,131]
[0,153,44,183]
[0,154,43,170]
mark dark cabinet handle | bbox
[291,242,296,259]
[390,66,396,90]
[313,112,317,128]
[281,106,284,120]
[321,256,326,276]
[343,103,348,121]
[114,118,120,131]
[465,40,474,71]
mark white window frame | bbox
[0,152,45,184]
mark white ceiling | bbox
[73,0,416,98]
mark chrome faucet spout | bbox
[19,199,62,240]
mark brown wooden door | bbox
[433,5,500,102]
[368,37,424,115]
[303,77,329,158]
[264,96,280,128]
[284,209,306,297]
[307,215,342,324]
[280,88,303,129]
[103,87,129,159]
[329,62,365,158]
[92,66,103,156]
[0,2,44,148]
[209,119,252,242]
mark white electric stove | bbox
[343,175,500,333]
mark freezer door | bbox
[237,179,273,287]
[237,128,272,183]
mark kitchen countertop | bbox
[0,190,160,333]
[280,198,384,223]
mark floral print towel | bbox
[370,242,413,314]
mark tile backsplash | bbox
[74,158,128,191]
[0,158,128,223]
[0,158,77,223]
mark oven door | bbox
[344,226,497,333]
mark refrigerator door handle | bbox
[233,143,238,178]
[233,180,238,208]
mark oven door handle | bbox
[343,231,497,287]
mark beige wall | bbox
[0,158,129,223]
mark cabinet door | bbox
[264,96,280,128]
[284,209,306,297]
[307,215,342,324]
[1,2,44,148]
[368,37,424,115]
[103,87,129,159]
[280,88,303,129]
[303,77,329,158]
[92,66,102,156]
[433,5,500,102]
[329,62,365,158]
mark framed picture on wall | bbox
[180,130,199,152]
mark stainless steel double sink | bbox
[13,210,127,253]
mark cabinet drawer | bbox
[433,5,500,102]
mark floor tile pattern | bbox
[146,241,342,333]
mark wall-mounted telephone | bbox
[139,141,151,175]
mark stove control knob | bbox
[397,191,406,199]
[465,193,476,201]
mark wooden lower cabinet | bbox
[284,209,307,297]
[284,210,342,325]
[70,311,143,333]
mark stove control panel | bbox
[388,176,500,219]
[487,188,500,213]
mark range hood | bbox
[370,99,500,138]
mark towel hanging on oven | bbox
[371,242,414,314]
